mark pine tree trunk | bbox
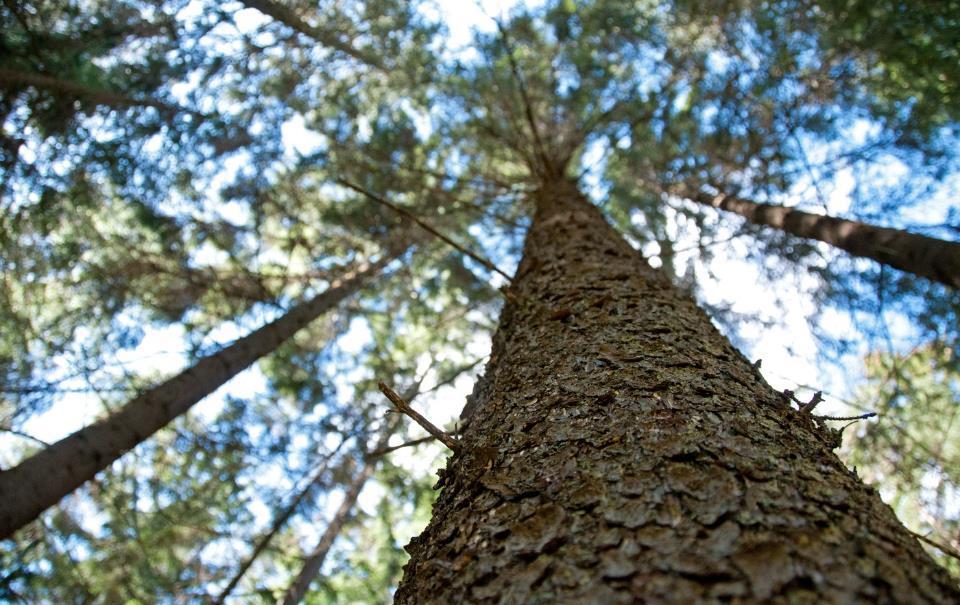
[686,188,960,290]
[0,257,393,540]
[238,0,383,69]
[394,179,960,603]
[213,440,348,605]
[0,67,183,115]
[278,418,399,605]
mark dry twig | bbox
[910,530,960,564]
[338,179,513,282]
[378,381,461,452]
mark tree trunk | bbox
[278,418,399,605]
[219,380,421,604]
[213,439,348,605]
[0,67,183,115]
[0,257,393,540]
[238,0,383,69]
[394,178,960,603]
[685,187,960,290]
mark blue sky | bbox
[4,0,955,571]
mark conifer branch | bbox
[910,530,960,564]
[338,179,513,282]
[238,0,384,69]
[377,381,461,452]
[211,435,351,604]
[492,18,551,176]
[369,435,435,458]
[0,67,193,116]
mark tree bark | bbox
[685,187,960,290]
[394,178,960,603]
[0,67,183,115]
[278,418,399,605]
[0,257,393,540]
[238,0,383,70]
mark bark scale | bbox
[686,188,960,290]
[0,257,392,540]
[394,179,959,603]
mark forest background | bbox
[0,0,958,602]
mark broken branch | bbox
[338,179,513,282]
[378,381,461,452]
[799,391,824,414]
[814,412,877,422]
[910,530,960,564]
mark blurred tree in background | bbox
[846,343,960,578]
[1,0,958,601]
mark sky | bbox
[2,0,860,510]
[2,0,945,573]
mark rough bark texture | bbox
[0,258,390,540]
[394,179,960,604]
[238,0,382,69]
[0,67,181,114]
[278,419,399,605]
[687,188,960,290]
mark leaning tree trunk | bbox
[394,178,959,603]
[684,187,960,290]
[278,416,401,605]
[0,256,394,540]
[213,438,350,605]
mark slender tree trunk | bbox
[0,257,393,540]
[685,187,960,290]
[238,0,383,69]
[218,380,421,604]
[278,418,399,605]
[395,178,960,603]
[0,67,183,115]
[213,440,348,605]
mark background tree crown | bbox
[1,0,958,600]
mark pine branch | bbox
[493,18,552,176]
[910,530,960,565]
[377,381,461,452]
[338,179,513,282]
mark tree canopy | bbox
[1,0,958,600]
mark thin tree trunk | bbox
[238,0,383,70]
[217,379,420,604]
[685,187,960,290]
[278,418,399,605]
[213,439,349,605]
[395,178,960,603]
[0,257,393,540]
[0,67,183,115]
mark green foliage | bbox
[311,460,441,605]
[845,344,960,577]
[814,0,960,140]
[2,405,255,603]
[2,0,958,601]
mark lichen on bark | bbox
[393,178,960,604]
